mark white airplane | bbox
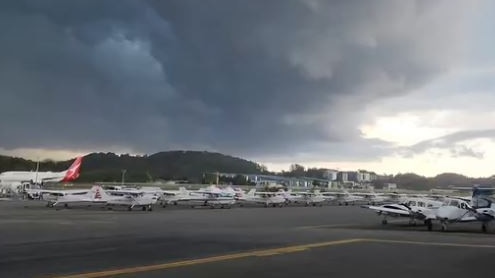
[297,190,333,206]
[160,187,197,206]
[434,186,495,232]
[0,156,83,194]
[102,187,159,211]
[47,185,157,211]
[193,186,236,208]
[45,185,106,208]
[328,190,365,206]
[277,189,305,204]
[383,192,409,204]
[236,189,286,207]
[357,191,389,205]
[163,185,236,209]
[363,197,444,230]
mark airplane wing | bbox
[35,189,89,194]
[363,204,411,217]
[296,192,314,195]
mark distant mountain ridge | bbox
[0,151,266,183]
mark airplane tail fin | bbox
[62,156,83,182]
[88,185,109,201]
[246,189,256,197]
[179,187,189,195]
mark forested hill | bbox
[0,151,267,183]
[1,152,493,188]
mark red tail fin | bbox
[62,156,83,182]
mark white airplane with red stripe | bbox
[46,185,106,207]
[0,156,83,193]
[47,185,157,211]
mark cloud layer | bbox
[0,0,483,163]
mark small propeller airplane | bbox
[434,185,495,232]
[362,197,444,230]
[325,190,364,206]
[236,189,286,207]
[46,185,158,211]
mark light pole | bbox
[121,169,127,186]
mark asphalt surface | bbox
[0,200,494,278]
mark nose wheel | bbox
[441,221,448,232]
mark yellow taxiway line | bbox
[364,238,495,248]
[51,238,364,278]
[51,237,495,278]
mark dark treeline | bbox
[0,153,493,189]
[0,151,267,183]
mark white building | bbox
[323,169,339,181]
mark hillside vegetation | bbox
[0,151,266,183]
[0,152,493,189]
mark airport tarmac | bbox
[0,200,494,277]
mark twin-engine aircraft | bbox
[363,185,495,232]
[435,186,495,232]
[363,197,443,230]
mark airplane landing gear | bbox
[381,218,388,225]
[441,222,448,232]
[425,219,433,231]
[482,223,487,233]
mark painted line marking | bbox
[294,224,353,230]
[364,238,495,248]
[50,238,364,278]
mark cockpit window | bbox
[449,200,459,207]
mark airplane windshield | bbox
[449,200,459,207]
[473,198,491,208]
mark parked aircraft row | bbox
[23,182,460,213]
[8,175,495,233]
[362,185,495,233]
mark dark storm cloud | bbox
[0,0,476,160]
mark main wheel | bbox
[441,222,447,232]
[482,223,487,233]
[425,220,433,231]
[381,219,388,225]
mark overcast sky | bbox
[1,0,495,177]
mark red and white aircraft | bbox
[0,156,83,194]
